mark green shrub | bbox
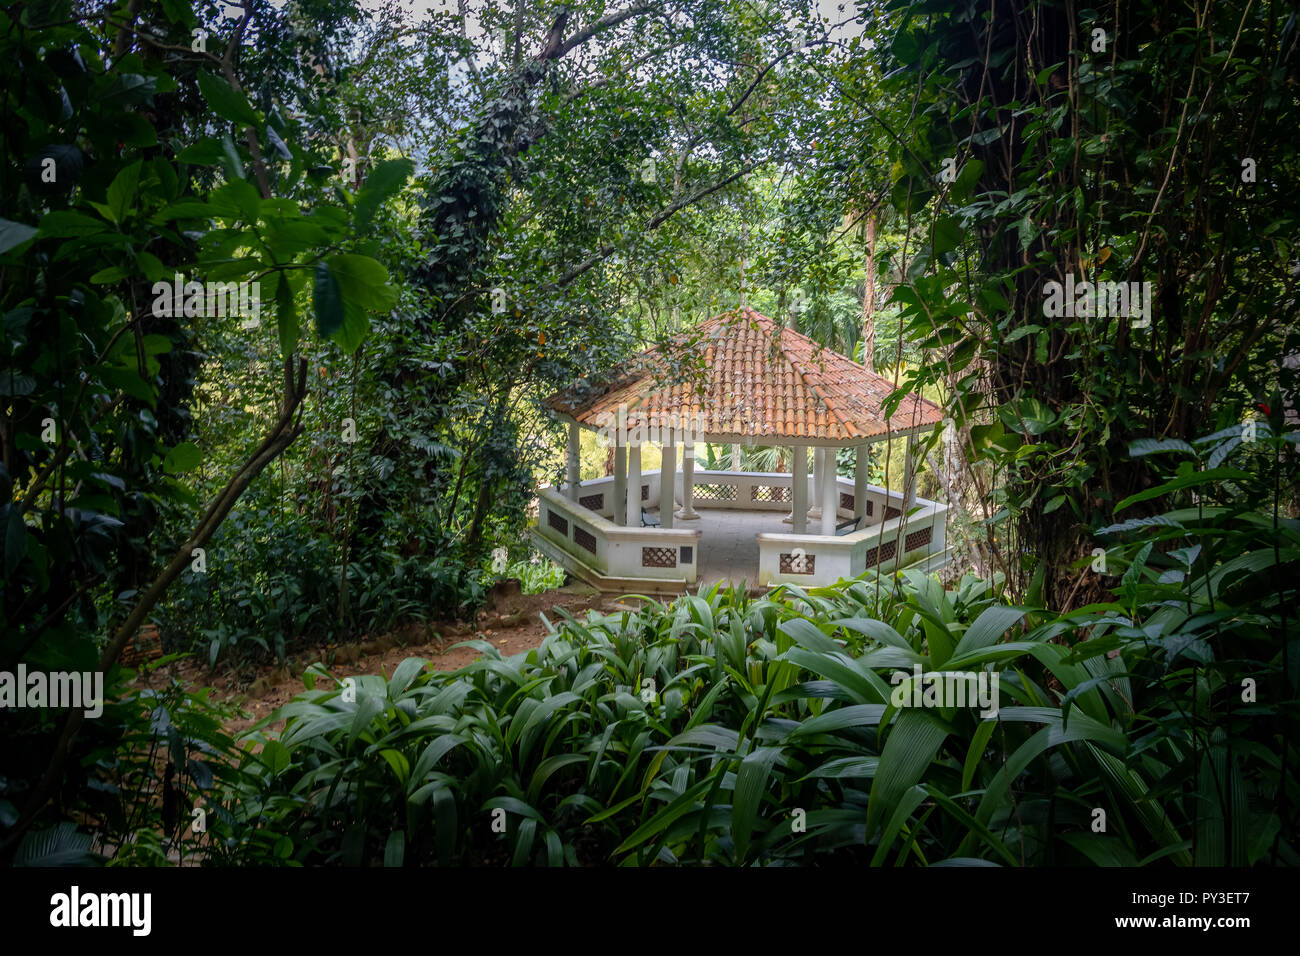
[207,425,1297,866]
[2,658,251,866]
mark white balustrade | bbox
[538,469,947,589]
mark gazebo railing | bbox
[538,469,947,589]
[679,470,908,526]
[557,469,911,523]
[534,486,701,584]
[559,472,661,520]
[756,496,947,586]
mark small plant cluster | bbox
[489,547,566,595]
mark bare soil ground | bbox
[154,581,610,738]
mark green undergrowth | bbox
[208,497,1296,865]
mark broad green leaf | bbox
[347,692,383,744]
[1115,467,1253,512]
[801,756,880,781]
[379,749,410,787]
[833,616,912,650]
[383,830,405,867]
[333,301,370,354]
[388,657,427,695]
[313,259,344,338]
[328,254,397,312]
[0,219,37,255]
[219,133,245,181]
[37,211,104,238]
[162,441,201,473]
[999,396,1057,436]
[732,746,782,863]
[865,709,948,839]
[614,777,714,856]
[106,161,143,224]
[960,719,997,792]
[1129,437,1196,458]
[408,734,468,788]
[950,605,1027,661]
[778,617,841,654]
[177,138,227,166]
[354,157,414,231]
[197,70,261,128]
[21,0,73,27]
[208,179,262,223]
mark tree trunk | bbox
[5,358,309,846]
[861,211,877,371]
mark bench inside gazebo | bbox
[531,308,950,593]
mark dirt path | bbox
[156,581,609,738]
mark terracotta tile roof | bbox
[545,308,944,444]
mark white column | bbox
[731,443,741,471]
[903,433,917,511]
[821,447,837,536]
[783,447,798,524]
[676,440,699,519]
[627,443,642,526]
[791,444,807,534]
[854,444,868,525]
[566,423,580,501]
[808,446,823,520]
[613,443,627,526]
[660,434,675,529]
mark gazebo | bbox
[531,308,948,592]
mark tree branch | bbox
[543,162,757,293]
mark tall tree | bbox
[874,0,1298,607]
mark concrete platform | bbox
[656,506,794,590]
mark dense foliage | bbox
[1,0,1295,866]
[204,433,1296,865]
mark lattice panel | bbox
[573,526,597,554]
[778,552,816,574]
[905,527,933,552]
[885,506,901,520]
[579,493,604,511]
[840,492,854,511]
[547,509,568,536]
[693,483,738,501]
[864,500,873,516]
[751,484,790,502]
[641,547,677,568]
[864,539,898,567]
[680,546,693,564]
[641,484,649,501]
